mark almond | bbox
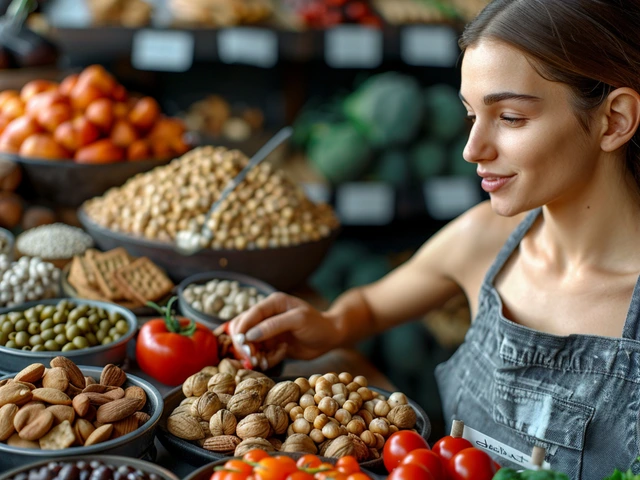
[42,368,69,391]
[202,435,242,453]
[7,432,38,448]
[96,398,139,424]
[32,388,72,406]
[72,394,91,417]
[84,423,113,446]
[104,387,125,401]
[50,357,84,388]
[39,420,75,450]
[73,418,95,445]
[9,380,36,390]
[14,364,45,384]
[111,415,138,438]
[124,386,146,411]
[83,384,111,394]
[85,376,97,387]
[0,404,18,440]
[65,383,83,399]
[100,364,126,387]
[0,382,33,407]
[83,392,113,406]
[46,405,75,425]
[19,410,54,441]
[14,403,45,431]
[133,411,150,426]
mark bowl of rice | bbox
[15,223,94,269]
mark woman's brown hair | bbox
[460,0,640,187]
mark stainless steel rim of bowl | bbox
[0,298,137,360]
[0,366,163,457]
[4,153,173,167]
[0,455,180,480]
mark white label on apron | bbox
[463,425,552,470]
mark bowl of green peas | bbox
[0,298,136,374]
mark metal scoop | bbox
[175,126,293,256]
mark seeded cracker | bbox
[86,248,131,300]
[113,257,174,304]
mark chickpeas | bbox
[183,279,267,320]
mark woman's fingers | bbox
[245,308,307,342]
[229,292,299,336]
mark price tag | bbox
[424,177,481,220]
[218,28,278,68]
[44,0,91,26]
[302,183,331,205]
[401,25,459,67]
[325,26,383,68]
[336,182,395,225]
[132,30,194,72]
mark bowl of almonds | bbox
[156,362,430,473]
[0,357,163,470]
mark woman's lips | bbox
[480,175,514,193]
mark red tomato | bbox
[388,464,435,480]
[136,297,219,386]
[255,457,297,480]
[383,430,430,473]
[285,473,314,480]
[346,475,371,480]
[401,449,445,479]
[448,448,499,480]
[244,450,270,463]
[224,460,253,474]
[296,455,322,469]
[336,457,360,474]
[431,435,473,464]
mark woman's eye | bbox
[465,115,476,124]
[501,115,526,126]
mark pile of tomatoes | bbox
[209,450,374,480]
[383,430,501,480]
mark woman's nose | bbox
[463,123,497,164]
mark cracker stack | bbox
[68,248,174,309]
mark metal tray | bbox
[183,453,387,480]
[0,365,163,471]
[78,209,339,292]
[177,271,277,328]
[4,153,172,207]
[0,298,137,374]
[0,455,179,480]
[157,377,431,474]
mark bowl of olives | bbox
[0,456,179,480]
[0,298,137,375]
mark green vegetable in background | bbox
[343,72,423,148]
[423,83,468,142]
[370,149,411,187]
[492,469,569,480]
[410,139,447,180]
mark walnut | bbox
[228,390,262,419]
[190,392,223,421]
[167,414,204,441]
[207,373,235,395]
[281,433,317,454]
[387,405,417,429]
[235,378,270,400]
[263,381,300,408]
[236,413,271,439]
[234,437,275,457]
[209,409,237,436]
[324,434,369,461]
[262,404,289,435]
[217,359,242,377]
[182,372,211,397]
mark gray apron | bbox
[436,208,640,479]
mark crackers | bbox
[67,248,174,309]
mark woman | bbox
[229,1,640,477]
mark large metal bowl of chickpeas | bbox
[0,298,137,374]
[79,146,340,291]
[0,362,163,470]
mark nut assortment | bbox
[0,357,150,450]
[0,299,130,352]
[16,224,94,260]
[68,248,174,310]
[167,366,418,461]
[182,279,267,320]
[7,459,165,480]
[83,146,339,249]
[0,255,60,308]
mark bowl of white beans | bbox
[177,271,277,328]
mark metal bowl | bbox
[183,453,386,480]
[0,366,163,471]
[78,209,339,292]
[0,455,179,480]
[4,153,173,208]
[0,298,137,375]
[177,271,277,328]
[157,379,431,474]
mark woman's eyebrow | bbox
[458,92,542,105]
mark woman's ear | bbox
[601,87,640,152]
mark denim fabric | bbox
[435,209,640,479]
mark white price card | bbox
[302,183,331,205]
[218,28,278,68]
[336,182,395,225]
[424,176,482,220]
[132,29,194,72]
[401,25,459,67]
[325,26,383,68]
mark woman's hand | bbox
[227,292,342,360]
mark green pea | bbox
[56,300,69,312]
[108,311,122,324]
[55,333,67,346]
[14,319,28,332]
[76,304,89,316]
[52,311,65,325]
[44,340,59,351]
[7,332,16,341]
[99,320,111,331]
[96,330,106,343]
[27,323,40,335]
[53,324,65,335]
[21,346,31,351]
[86,307,96,317]
[40,306,55,321]
[111,333,121,342]
[72,337,89,349]
[29,335,42,347]
[31,344,45,352]
[97,308,106,318]
[40,319,53,331]
[67,309,80,323]
[41,329,55,342]
[2,322,14,334]
[115,320,129,335]
[77,317,90,333]
[108,327,118,338]
[88,314,99,326]
[61,343,76,352]
[5,340,17,349]
[0,331,7,345]
[34,305,44,314]
[15,331,29,347]
[101,336,113,345]
[66,325,82,342]
[9,312,23,323]
[85,332,98,347]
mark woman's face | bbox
[460,40,602,216]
